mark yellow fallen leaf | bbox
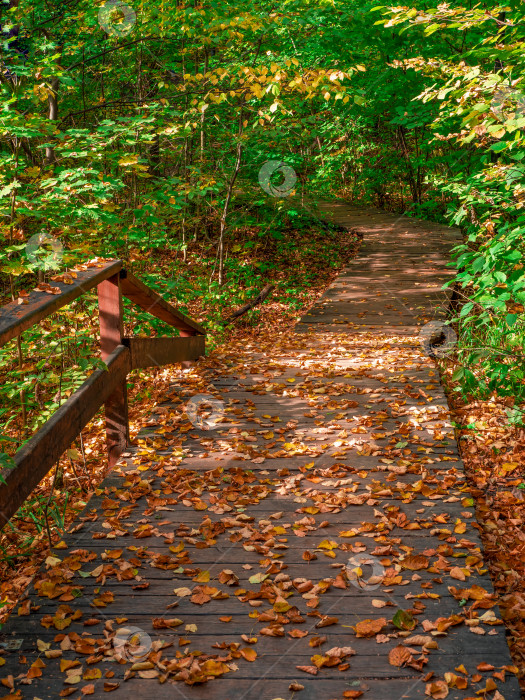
[501,461,519,473]
[193,570,210,583]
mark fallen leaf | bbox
[389,645,412,667]
[401,555,429,571]
[425,681,448,699]
[354,618,387,637]
[296,665,318,675]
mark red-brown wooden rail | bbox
[0,260,205,528]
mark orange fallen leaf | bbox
[389,645,412,667]
[296,665,318,675]
[315,616,338,628]
[152,617,183,629]
[401,555,429,571]
[425,680,448,699]
[103,682,120,692]
[240,648,257,662]
[354,618,387,637]
[477,662,495,671]
[289,629,308,638]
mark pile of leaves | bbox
[445,382,525,683]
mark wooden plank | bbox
[120,270,206,336]
[0,628,509,658]
[98,275,129,466]
[125,335,205,369]
[0,260,122,349]
[0,678,518,700]
[0,344,130,528]
[0,647,515,680]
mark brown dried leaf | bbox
[354,618,387,637]
[296,665,318,675]
[389,645,412,667]
[425,680,448,699]
[289,683,304,691]
[401,555,429,571]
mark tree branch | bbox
[221,284,275,326]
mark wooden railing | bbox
[0,260,205,528]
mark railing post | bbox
[98,274,129,466]
[180,329,196,369]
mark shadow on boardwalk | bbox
[0,203,519,699]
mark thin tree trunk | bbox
[45,77,59,164]
[398,126,419,204]
[218,134,243,286]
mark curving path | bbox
[0,203,519,699]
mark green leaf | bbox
[452,367,464,382]
[392,609,416,631]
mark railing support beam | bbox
[98,274,129,466]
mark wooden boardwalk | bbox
[0,204,519,699]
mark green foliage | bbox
[0,0,362,450]
[368,1,525,404]
[2,0,525,437]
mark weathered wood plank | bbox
[120,270,205,336]
[0,344,130,527]
[0,260,122,349]
[1,629,510,659]
[0,678,517,700]
[0,649,515,680]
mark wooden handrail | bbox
[0,260,205,528]
[0,260,123,349]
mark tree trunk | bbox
[45,77,59,165]
[218,140,243,286]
